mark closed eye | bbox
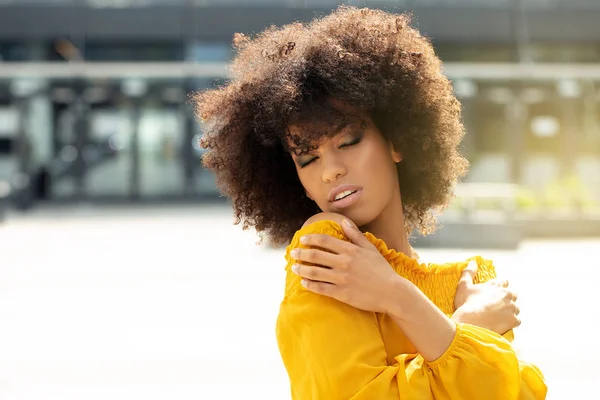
[297,133,362,168]
[299,157,317,168]
[340,136,362,148]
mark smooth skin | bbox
[290,215,520,362]
[288,101,520,362]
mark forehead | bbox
[283,98,369,151]
[288,96,349,126]
[286,118,349,137]
[285,119,350,151]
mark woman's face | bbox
[288,112,402,227]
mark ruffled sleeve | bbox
[411,323,547,399]
[282,220,352,297]
[276,220,547,399]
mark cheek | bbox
[359,142,396,176]
[362,145,399,192]
[296,169,318,198]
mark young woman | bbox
[194,6,547,399]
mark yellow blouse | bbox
[276,220,547,400]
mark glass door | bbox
[85,106,134,197]
[138,107,186,197]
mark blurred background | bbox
[0,1,598,399]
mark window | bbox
[0,42,29,62]
[85,41,185,61]
[435,43,517,63]
[528,43,600,63]
[186,42,232,62]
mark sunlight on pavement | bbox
[0,205,596,399]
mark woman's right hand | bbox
[452,260,521,335]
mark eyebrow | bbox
[291,146,315,157]
[290,120,354,156]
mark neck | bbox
[360,188,416,260]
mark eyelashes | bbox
[340,134,362,148]
[299,160,314,168]
[298,133,363,168]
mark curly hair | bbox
[193,5,468,246]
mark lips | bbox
[325,184,364,209]
[328,184,363,203]
[333,189,357,201]
[330,188,363,209]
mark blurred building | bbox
[0,0,598,236]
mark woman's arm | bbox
[280,219,547,399]
[452,260,521,336]
[278,277,546,400]
[384,276,457,362]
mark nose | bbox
[321,153,347,183]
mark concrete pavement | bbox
[0,205,596,399]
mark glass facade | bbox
[2,67,596,210]
[0,42,31,62]
[0,0,598,213]
[5,0,600,8]
[84,41,186,62]
[0,74,228,203]
[436,43,518,63]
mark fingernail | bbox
[301,279,307,287]
[300,235,308,244]
[290,249,299,258]
[342,219,352,228]
[292,264,299,274]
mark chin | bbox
[337,207,377,229]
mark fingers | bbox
[299,233,355,254]
[514,302,520,316]
[512,300,521,329]
[458,260,478,288]
[341,218,373,248]
[292,263,337,284]
[300,277,334,297]
[514,316,522,328]
[490,278,509,287]
[290,247,338,269]
[491,279,518,301]
[497,278,518,301]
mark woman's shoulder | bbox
[290,212,350,247]
[281,213,350,296]
[285,213,349,262]
[300,212,348,230]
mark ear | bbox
[389,142,402,163]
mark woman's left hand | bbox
[452,261,521,335]
[290,218,400,314]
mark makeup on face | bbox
[291,123,365,168]
[328,184,364,209]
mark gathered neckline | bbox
[295,220,469,277]
[286,219,497,315]
[362,231,467,276]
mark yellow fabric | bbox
[276,220,547,400]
